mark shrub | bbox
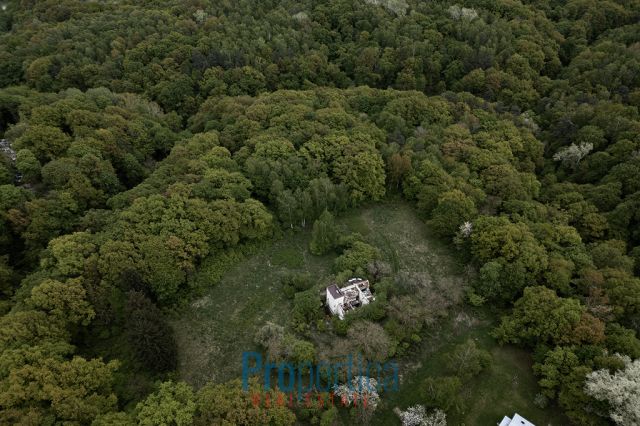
[445,339,492,380]
[281,272,314,299]
[292,290,323,330]
[420,376,463,412]
[334,241,379,276]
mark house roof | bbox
[327,284,342,299]
[498,414,535,426]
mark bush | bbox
[320,407,339,426]
[290,338,316,365]
[466,289,486,307]
[254,322,286,361]
[281,272,314,299]
[292,290,323,330]
[445,339,492,380]
[534,392,549,409]
[332,316,350,336]
[420,376,463,412]
[347,320,395,362]
[334,241,379,276]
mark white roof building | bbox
[325,278,374,320]
[498,413,535,426]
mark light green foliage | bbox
[14,124,71,162]
[40,232,97,278]
[291,338,316,365]
[135,381,196,426]
[310,210,338,255]
[195,378,295,425]
[334,240,379,276]
[472,216,548,272]
[319,407,339,426]
[28,278,94,325]
[92,412,135,426]
[0,355,119,424]
[98,186,273,301]
[15,148,40,183]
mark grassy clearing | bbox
[171,231,333,387]
[373,306,568,425]
[352,202,467,295]
[172,200,566,424]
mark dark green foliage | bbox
[493,286,593,348]
[420,376,463,412]
[446,339,492,380]
[124,291,177,373]
[292,290,323,330]
[428,189,477,238]
[281,272,314,299]
[0,0,640,422]
[605,323,640,358]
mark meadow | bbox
[173,201,567,424]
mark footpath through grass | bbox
[172,201,566,424]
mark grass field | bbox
[372,306,568,425]
[172,200,567,424]
[171,231,333,387]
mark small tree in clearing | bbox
[334,376,381,425]
[398,405,447,426]
[310,210,338,255]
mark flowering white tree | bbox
[584,355,640,425]
[459,221,473,238]
[552,142,593,169]
[399,405,447,426]
[334,376,381,424]
[292,11,308,21]
[364,0,409,16]
[333,376,380,408]
[448,5,479,21]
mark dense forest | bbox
[1,0,639,424]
